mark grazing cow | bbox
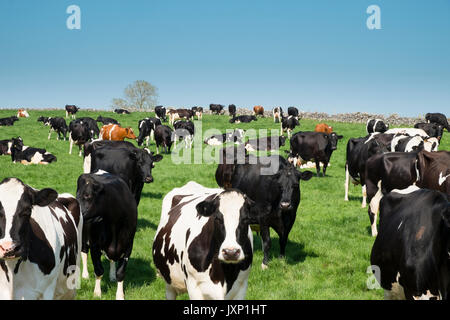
[191,106,203,120]
[69,120,92,156]
[209,104,225,115]
[204,129,245,146]
[77,171,137,300]
[168,109,194,125]
[153,181,254,299]
[228,104,237,117]
[0,178,82,300]
[17,109,29,118]
[216,155,313,268]
[280,116,300,138]
[137,117,161,147]
[100,124,137,141]
[0,139,13,155]
[114,109,130,114]
[0,116,19,126]
[366,119,389,134]
[229,115,257,124]
[414,122,444,141]
[65,105,79,119]
[10,137,57,165]
[289,131,343,177]
[245,136,286,152]
[154,125,173,154]
[416,150,450,196]
[253,105,264,117]
[88,143,163,205]
[173,120,195,149]
[155,106,167,122]
[370,187,450,300]
[75,117,100,139]
[42,117,68,141]
[96,115,120,126]
[287,107,299,119]
[314,123,333,135]
[425,112,450,131]
[272,107,283,123]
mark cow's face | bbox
[196,191,253,263]
[76,174,104,221]
[329,132,343,150]
[11,137,24,151]
[0,178,57,260]
[274,166,313,210]
[279,136,287,147]
[134,149,163,183]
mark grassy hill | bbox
[0,109,447,300]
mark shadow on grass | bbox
[137,217,158,231]
[141,191,164,199]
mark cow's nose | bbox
[280,202,290,209]
[83,194,92,201]
[0,241,15,256]
[222,248,241,261]
[145,176,154,183]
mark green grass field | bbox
[1,109,448,300]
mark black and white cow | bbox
[370,186,450,300]
[215,155,313,268]
[96,115,120,126]
[425,112,450,131]
[280,115,300,138]
[0,116,19,126]
[77,171,137,300]
[154,125,174,154]
[69,120,92,156]
[289,131,343,177]
[210,104,225,115]
[272,107,283,123]
[173,120,195,149]
[204,129,245,146]
[229,115,257,124]
[287,107,299,119]
[137,117,161,147]
[155,106,167,122]
[228,104,237,117]
[0,139,13,155]
[65,105,79,119]
[191,106,203,120]
[414,122,444,141]
[42,117,68,141]
[0,178,82,300]
[245,135,286,152]
[76,117,100,139]
[87,142,163,205]
[366,119,389,134]
[152,181,254,299]
[10,137,57,165]
[114,109,130,114]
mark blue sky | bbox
[1,0,449,117]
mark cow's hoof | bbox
[82,272,89,279]
[261,263,269,270]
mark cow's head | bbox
[0,178,57,260]
[279,135,287,147]
[76,173,105,222]
[11,137,24,151]
[196,190,253,263]
[132,148,163,183]
[125,127,137,140]
[273,166,313,210]
[37,116,48,123]
[328,132,344,150]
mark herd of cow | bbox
[0,103,448,300]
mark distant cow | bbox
[370,187,450,300]
[41,117,68,141]
[287,107,299,119]
[153,181,254,299]
[65,105,79,119]
[253,105,264,117]
[314,123,333,135]
[366,119,389,134]
[10,137,57,165]
[96,116,120,126]
[114,109,130,114]
[272,107,283,123]
[77,171,137,300]
[173,120,195,149]
[229,115,257,124]
[191,106,203,120]
[100,124,136,141]
[280,116,300,138]
[154,125,173,154]
[414,122,444,141]
[204,129,245,146]
[209,104,225,115]
[228,104,237,117]
[0,178,82,300]
[137,117,161,147]
[168,109,194,125]
[155,106,167,122]
[216,155,313,268]
[425,112,450,131]
[17,109,29,118]
[0,116,19,126]
[74,117,100,139]
[245,136,286,152]
[289,131,343,176]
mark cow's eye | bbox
[19,209,31,217]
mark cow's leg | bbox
[69,136,73,154]
[322,161,329,176]
[48,129,52,140]
[344,164,350,201]
[115,256,130,300]
[315,160,321,177]
[66,111,69,118]
[260,225,271,270]
[78,145,82,157]
[90,245,104,298]
[361,185,367,208]
[369,209,378,237]
[166,284,177,300]
[109,260,116,282]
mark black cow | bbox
[173,120,195,149]
[228,104,237,117]
[0,139,13,155]
[229,115,257,123]
[65,105,79,119]
[76,117,100,139]
[88,143,163,205]
[287,107,299,119]
[42,117,68,141]
[289,131,343,177]
[216,154,313,268]
[155,106,167,122]
[69,120,92,156]
[137,117,161,147]
[210,104,225,115]
[370,187,450,300]
[114,109,130,114]
[77,171,137,300]
[154,125,173,154]
[96,115,120,126]
[280,115,300,138]
[0,116,19,126]
[414,122,444,141]
[425,112,450,131]
[366,119,389,134]
[10,137,57,165]
[245,136,286,152]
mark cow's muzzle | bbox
[279,202,291,210]
[144,176,154,183]
[0,241,19,260]
[221,248,242,262]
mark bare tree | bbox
[112,80,158,111]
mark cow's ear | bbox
[152,154,163,162]
[337,135,343,139]
[296,170,313,181]
[33,188,58,207]
[129,150,138,160]
[196,200,216,217]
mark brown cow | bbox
[100,124,137,141]
[253,105,264,117]
[416,150,450,196]
[17,109,29,118]
[314,123,333,135]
